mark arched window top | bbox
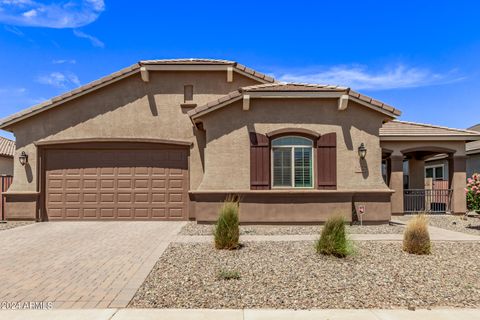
[271,136,313,147]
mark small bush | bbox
[403,215,431,255]
[315,215,353,258]
[214,198,240,250]
[217,269,240,280]
[466,173,480,212]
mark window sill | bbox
[180,102,197,108]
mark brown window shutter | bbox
[249,132,270,190]
[317,132,337,190]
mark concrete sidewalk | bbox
[1,308,479,320]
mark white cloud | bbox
[36,72,81,88]
[0,87,26,95]
[52,59,77,64]
[0,0,105,28]
[22,8,36,17]
[3,24,23,36]
[276,64,465,91]
[73,29,104,47]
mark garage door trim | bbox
[38,141,190,221]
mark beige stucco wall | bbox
[6,70,260,194]
[198,98,390,191]
[0,156,13,176]
[381,141,466,157]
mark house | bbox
[0,137,14,176]
[421,124,480,187]
[0,59,478,223]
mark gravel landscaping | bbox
[0,221,34,231]
[180,222,404,236]
[130,241,480,309]
[396,215,480,235]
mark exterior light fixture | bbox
[19,151,28,166]
[358,143,367,159]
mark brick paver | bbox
[0,221,185,309]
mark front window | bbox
[272,136,313,188]
[425,165,444,180]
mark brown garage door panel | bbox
[45,148,188,220]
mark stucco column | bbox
[408,157,425,189]
[448,155,467,214]
[389,155,404,215]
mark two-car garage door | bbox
[44,146,188,220]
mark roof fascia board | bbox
[247,91,343,98]
[144,65,227,71]
[380,136,480,141]
[349,96,397,118]
[191,95,243,120]
[0,68,140,130]
[233,69,272,84]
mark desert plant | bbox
[214,197,240,250]
[466,173,480,212]
[315,215,353,258]
[403,215,431,255]
[217,269,240,280]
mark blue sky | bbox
[1,0,479,140]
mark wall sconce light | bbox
[19,151,28,166]
[358,143,367,159]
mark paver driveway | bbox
[0,221,185,309]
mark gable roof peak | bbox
[139,58,236,65]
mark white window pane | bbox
[435,166,444,180]
[294,147,312,187]
[273,148,292,187]
[426,168,434,178]
[272,136,313,147]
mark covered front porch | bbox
[380,121,480,215]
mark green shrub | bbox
[217,269,240,280]
[403,215,431,255]
[315,215,353,258]
[214,198,240,250]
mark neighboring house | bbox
[423,124,480,182]
[0,59,478,222]
[0,137,14,176]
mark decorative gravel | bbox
[396,215,480,235]
[179,222,404,236]
[130,241,480,309]
[0,221,33,231]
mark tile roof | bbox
[239,82,348,91]
[0,137,15,157]
[468,123,480,132]
[380,120,480,139]
[0,59,274,130]
[140,58,235,65]
[467,140,480,154]
[188,83,401,119]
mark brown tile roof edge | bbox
[189,83,401,119]
[0,59,275,130]
[380,120,480,136]
[0,137,15,157]
[467,140,480,153]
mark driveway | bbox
[0,221,185,309]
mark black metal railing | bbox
[404,189,452,214]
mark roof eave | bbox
[380,135,480,141]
